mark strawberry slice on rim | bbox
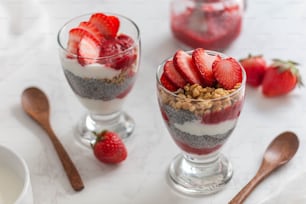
[67,28,86,55]
[78,21,105,42]
[212,57,242,89]
[77,33,101,66]
[163,60,187,88]
[89,13,120,38]
[173,50,202,85]
[192,48,220,87]
[160,72,179,91]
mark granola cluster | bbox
[104,65,136,84]
[159,83,242,116]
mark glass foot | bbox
[75,111,135,147]
[168,153,233,195]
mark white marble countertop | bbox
[1,0,306,203]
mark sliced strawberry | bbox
[173,50,202,85]
[89,13,120,38]
[67,28,86,55]
[107,15,120,33]
[78,21,105,42]
[212,57,242,89]
[192,48,220,87]
[163,60,187,88]
[160,72,178,91]
[77,34,101,66]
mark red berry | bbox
[89,13,120,38]
[67,28,89,55]
[239,55,267,87]
[160,72,178,91]
[99,38,137,69]
[113,52,137,70]
[78,21,105,43]
[163,60,187,88]
[77,33,101,66]
[116,34,135,50]
[212,57,242,89]
[192,48,220,87]
[92,131,127,164]
[173,50,202,85]
[262,59,302,97]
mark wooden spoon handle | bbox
[43,123,84,191]
[229,167,272,204]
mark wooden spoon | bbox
[229,131,299,204]
[21,87,84,191]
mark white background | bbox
[0,0,306,203]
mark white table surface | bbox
[1,0,306,203]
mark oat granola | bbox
[159,83,242,117]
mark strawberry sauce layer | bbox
[171,2,242,50]
[175,139,222,155]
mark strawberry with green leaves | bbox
[239,54,267,87]
[92,130,127,164]
[262,59,303,97]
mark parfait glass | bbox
[156,50,246,195]
[57,13,140,146]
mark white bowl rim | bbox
[0,144,31,203]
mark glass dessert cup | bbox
[170,0,244,51]
[156,50,246,195]
[57,13,140,147]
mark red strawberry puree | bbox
[170,0,243,50]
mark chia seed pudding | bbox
[58,12,140,115]
[158,83,244,155]
[63,67,136,100]
[61,56,138,115]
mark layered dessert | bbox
[157,48,245,155]
[59,13,139,115]
[170,0,243,50]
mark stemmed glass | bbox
[57,13,140,146]
[156,50,246,195]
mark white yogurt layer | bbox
[62,57,121,79]
[77,96,124,115]
[174,119,237,136]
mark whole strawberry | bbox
[239,54,267,87]
[262,59,303,97]
[92,130,127,164]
